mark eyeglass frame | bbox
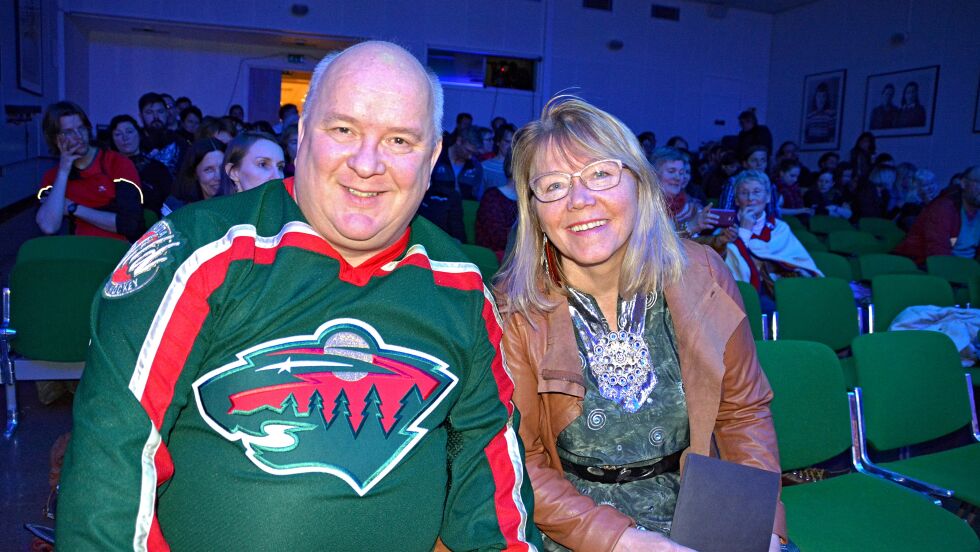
[57,126,88,140]
[528,158,629,203]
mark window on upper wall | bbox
[427,49,536,92]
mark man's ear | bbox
[297,117,305,147]
[426,138,442,192]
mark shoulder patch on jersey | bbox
[103,220,181,298]
[192,318,458,496]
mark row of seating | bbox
[758,332,980,550]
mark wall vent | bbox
[651,4,680,21]
[583,0,613,11]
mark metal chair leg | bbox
[1,288,18,439]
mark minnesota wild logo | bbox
[192,318,457,496]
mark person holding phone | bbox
[36,101,145,242]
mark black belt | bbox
[560,450,682,484]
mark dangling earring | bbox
[542,234,562,286]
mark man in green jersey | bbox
[57,41,539,552]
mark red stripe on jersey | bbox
[147,517,170,551]
[484,429,531,551]
[139,231,333,428]
[398,251,485,291]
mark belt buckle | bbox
[615,466,631,483]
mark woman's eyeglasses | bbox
[529,159,627,203]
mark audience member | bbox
[704,149,738,199]
[851,165,895,221]
[849,131,875,181]
[196,116,236,143]
[445,111,472,146]
[139,92,189,178]
[637,131,656,161]
[481,124,514,192]
[109,114,172,215]
[36,101,144,242]
[164,137,225,213]
[279,123,299,178]
[724,170,822,313]
[666,135,689,151]
[890,162,918,215]
[652,147,718,236]
[57,41,538,551]
[804,170,851,219]
[160,93,180,132]
[228,104,245,121]
[495,96,787,552]
[490,115,507,131]
[718,145,772,211]
[251,120,276,135]
[736,108,773,157]
[895,166,980,264]
[475,149,518,260]
[221,131,285,194]
[175,96,192,114]
[774,159,813,218]
[432,126,484,200]
[274,103,299,134]
[177,106,202,143]
[874,152,895,168]
[835,161,857,201]
[476,126,495,161]
[774,141,799,164]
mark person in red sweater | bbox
[894,166,980,265]
[36,101,144,242]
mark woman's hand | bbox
[613,528,695,552]
[57,135,83,173]
[719,226,738,245]
[738,205,763,230]
[689,202,719,234]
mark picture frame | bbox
[973,73,980,134]
[16,0,43,96]
[863,65,939,138]
[799,69,846,151]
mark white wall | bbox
[61,0,771,140]
[768,0,980,183]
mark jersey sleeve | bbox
[56,219,205,551]
[438,285,541,551]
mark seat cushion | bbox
[782,473,979,551]
[881,443,980,505]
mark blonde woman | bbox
[495,97,788,551]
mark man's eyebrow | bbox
[319,112,425,139]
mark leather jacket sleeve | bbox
[503,314,633,551]
[707,248,788,539]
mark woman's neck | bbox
[564,264,622,329]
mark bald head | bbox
[303,41,443,143]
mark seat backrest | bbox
[735,281,764,340]
[926,255,980,286]
[15,235,129,266]
[852,330,972,451]
[782,215,806,234]
[858,253,920,281]
[871,274,955,331]
[774,277,858,350]
[858,217,905,240]
[459,244,500,283]
[809,252,853,281]
[827,230,889,256]
[461,199,479,245]
[755,340,852,470]
[9,257,118,361]
[809,215,854,235]
[794,230,827,253]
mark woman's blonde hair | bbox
[494,95,686,319]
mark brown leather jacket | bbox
[501,240,787,551]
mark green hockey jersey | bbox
[57,179,540,552]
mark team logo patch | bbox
[103,220,180,298]
[192,319,458,496]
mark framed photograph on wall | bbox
[800,69,846,151]
[973,74,980,134]
[16,0,43,95]
[863,65,939,138]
